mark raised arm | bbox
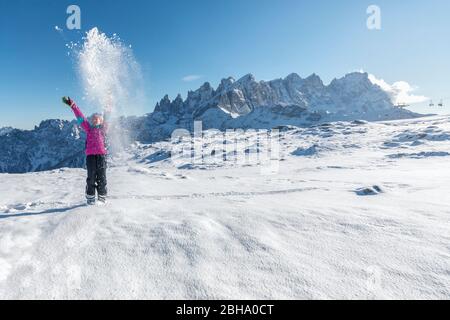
[71,103,91,132]
[62,97,90,132]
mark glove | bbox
[62,96,74,107]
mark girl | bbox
[62,96,110,205]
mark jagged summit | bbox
[154,72,385,113]
[148,71,416,131]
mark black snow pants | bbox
[86,155,107,197]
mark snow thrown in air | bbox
[70,27,145,155]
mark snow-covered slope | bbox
[0,115,449,299]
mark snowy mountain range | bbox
[138,71,418,141]
[0,72,421,173]
[0,120,86,173]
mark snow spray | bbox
[69,27,144,157]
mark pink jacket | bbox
[71,103,108,156]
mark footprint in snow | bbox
[291,145,318,156]
[1,202,35,213]
[355,185,383,196]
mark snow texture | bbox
[0,115,449,299]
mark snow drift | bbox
[0,115,449,299]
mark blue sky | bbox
[0,0,449,129]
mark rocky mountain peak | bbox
[303,73,324,88]
[200,81,213,91]
[285,73,303,83]
[174,94,183,103]
[237,73,256,84]
[217,77,236,92]
[37,119,69,131]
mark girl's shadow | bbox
[0,203,86,219]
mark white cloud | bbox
[182,74,203,82]
[368,74,428,105]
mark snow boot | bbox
[86,194,96,205]
[98,194,107,204]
